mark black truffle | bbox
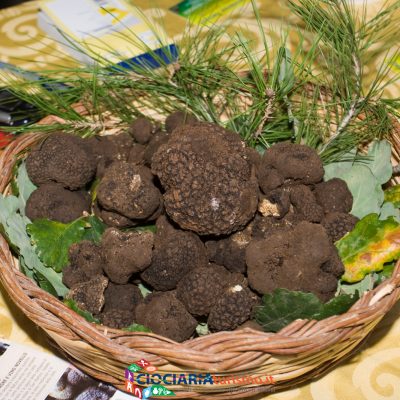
[26,133,96,189]
[102,228,154,284]
[97,162,161,220]
[205,229,251,274]
[322,212,359,242]
[208,285,259,332]
[100,309,135,329]
[66,276,108,314]
[289,184,324,223]
[129,117,154,144]
[135,291,197,342]
[258,142,324,187]
[176,264,229,316]
[88,133,134,178]
[93,201,136,228]
[246,221,341,301]
[103,282,143,313]
[26,183,90,223]
[152,122,258,235]
[62,241,104,288]
[314,178,353,214]
[141,224,207,291]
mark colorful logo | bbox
[125,360,175,399]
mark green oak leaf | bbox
[123,323,151,332]
[312,292,359,320]
[337,214,400,282]
[27,216,106,272]
[340,165,384,219]
[365,140,393,185]
[255,289,358,332]
[255,289,322,332]
[16,162,36,215]
[323,149,357,181]
[379,202,400,221]
[0,194,68,297]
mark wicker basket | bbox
[1,120,400,399]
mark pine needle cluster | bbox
[1,0,400,163]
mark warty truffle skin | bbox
[97,162,161,220]
[176,264,230,316]
[26,133,96,189]
[314,178,353,214]
[257,142,324,188]
[135,291,197,342]
[26,183,91,223]
[151,122,259,235]
[62,241,104,288]
[102,228,154,284]
[246,221,341,302]
[208,285,259,332]
[128,117,154,145]
[322,212,359,243]
[102,282,143,313]
[141,225,208,291]
[289,184,324,223]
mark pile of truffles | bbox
[25,111,358,342]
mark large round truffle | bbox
[102,228,154,284]
[97,162,161,220]
[246,221,341,301]
[26,133,96,189]
[152,122,258,235]
[26,183,90,223]
[135,292,197,342]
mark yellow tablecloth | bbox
[0,1,399,399]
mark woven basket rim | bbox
[1,130,400,398]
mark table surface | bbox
[0,1,399,399]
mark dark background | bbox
[0,0,32,9]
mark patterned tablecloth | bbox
[0,1,399,399]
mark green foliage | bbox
[384,185,400,208]
[64,299,100,323]
[255,288,358,332]
[195,323,210,336]
[123,323,151,333]
[138,283,152,298]
[27,216,106,272]
[0,194,68,297]
[336,214,400,282]
[1,1,399,162]
[16,163,37,215]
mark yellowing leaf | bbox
[337,214,400,282]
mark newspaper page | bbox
[0,340,139,400]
